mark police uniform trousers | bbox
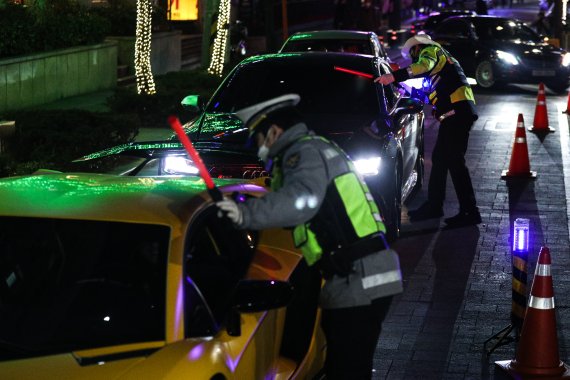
[320,296,392,380]
[428,112,477,212]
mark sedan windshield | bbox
[474,19,542,42]
[0,217,169,361]
[281,39,373,55]
[201,56,383,142]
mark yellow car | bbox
[0,173,325,379]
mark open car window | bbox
[0,217,169,361]
[184,205,257,337]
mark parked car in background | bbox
[410,9,477,35]
[0,173,325,379]
[431,15,570,92]
[279,30,389,60]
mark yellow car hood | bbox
[0,340,235,380]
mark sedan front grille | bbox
[521,56,560,70]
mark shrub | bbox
[91,0,137,36]
[107,69,224,128]
[1,110,138,176]
[0,0,110,59]
[91,0,170,37]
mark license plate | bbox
[532,70,556,76]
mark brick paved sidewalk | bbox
[373,87,570,379]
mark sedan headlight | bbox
[496,50,519,65]
[562,52,570,67]
[164,156,199,175]
[353,157,381,176]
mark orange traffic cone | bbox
[563,91,570,114]
[501,114,537,179]
[495,247,570,378]
[529,83,555,133]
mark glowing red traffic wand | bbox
[168,115,223,201]
[333,66,374,79]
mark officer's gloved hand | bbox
[216,198,243,225]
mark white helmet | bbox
[401,34,441,59]
[234,94,301,136]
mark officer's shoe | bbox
[407,201,444,222]
[444,208,482,228]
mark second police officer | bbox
[376,34,481,227]
[217,94,403,380]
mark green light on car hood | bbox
[289,33,314,40]
[0,174,242,214]
[242,53,302,64]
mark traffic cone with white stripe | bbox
[529,83,555,133]
[495,247,570,378]
[501,114,537,179]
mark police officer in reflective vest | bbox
[217,94,403,379]
[376,34,481,227]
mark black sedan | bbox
[185,53,424,240]
[410,9,476,35]
[430,15,570,92]
[71,53,425,241]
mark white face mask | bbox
[257,144,270,162]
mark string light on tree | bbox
[207,0,231,76]
[135,0,156,95]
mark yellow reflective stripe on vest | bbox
[335,172,386,237]
[450,85,475,103]
[293,224,323,266]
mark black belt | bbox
[331,234,388,261]
[318,234,388,279]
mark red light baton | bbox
[167,115,223,201]
[334,66,412,97]
[334,66,374,79]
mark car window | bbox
[436,19,470,38]
[203,59,383,142]
[474,19,542,42]
[281,39,373,55]
[424,15,446,30]
[0,217,169,361]
[184,206,257,337]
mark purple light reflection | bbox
[224,354,238,372]
[188,343,206,361]
[174,278,184,338]
[222,184,267,193]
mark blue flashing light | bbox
[513,218,530,252]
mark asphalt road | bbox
[372,84,570,379]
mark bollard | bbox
[510,218,529,331]
[484,218,530,355]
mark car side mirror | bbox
[390,97,424,117]
[226,279,293,337]
[181,95,203,113]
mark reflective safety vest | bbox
[401,45,476,117]
[271,136,386,266]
